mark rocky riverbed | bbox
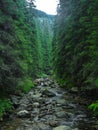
[0,78,97,130]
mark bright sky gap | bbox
[35,0,59,15]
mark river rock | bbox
[28,91,34,96]
[56,99,66,105]
[72,128,79,130]
[53,125,72,130]
[17,110,29,117]
[0,78,96,130]
[70,87,78,93]
[42,89,56,97]
[31,108,39,115]
[33,102,40,107]
[56,111,67,118]
[49,120,58,127]
[37,122,50,130]
[0,117,3,121]
[32,93,42,101]
[11,95,20,105]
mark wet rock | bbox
[10,95,20,105]
[56,99,66,105]
[28,91,34,97]
[0,77,97,130]
[0,117,3,121]
[56,111,66,118]
[35,78,44,84]
[19,96,29,105]
[32,93,42,101]
[62,103,76,109]
[40,82,44,86]
[49,120,58,127]
[53,125,72,130]
[56,111,71,119]
[44,82,49,86]
[72,128,79,130]
[33,102,40,107]
[31,108,39,115]
[17,110,29,117]
[55,107,63,112]
[70,87,78,94]
[33,116,39,122]
[42,89,56,97]
[37,122,50,130]
[92,125,98,130]
[90,120,98,130]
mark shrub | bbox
[88,100,98,115]
[18,77,34,93]
[0,99,12,117]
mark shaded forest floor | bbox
[0,78,97,130]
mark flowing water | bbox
[0,78,97,130]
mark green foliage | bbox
[0,0,54,98]
[0,99,12,117]
[0,0,40,95]
[18,78,34,93]
[52,0,98,91]
[88,101,98,115]
[95,78,98,87]
[35,15,54,75]
[39,73,48,78]
[57,78,66,87]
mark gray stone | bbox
[55,107,63,112]
[33,102,40,107]
[56,111,66,118]
[28,91,34,96]
[37,122,50,130]
[92,125,98,130]
[56,111,72,119]
[70,87,78,93]
[32,93,42,101]
[11,95,20,105]
[56,99,66,105]
[0,117,3,121]
[49,120,58,127]
[31,108,39,114]
[53,125,72,130]
[42,89,56,97]
[19,97,29,105]
[17,110,29,117]
[0,78,95,130]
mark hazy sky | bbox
[35,0,59,15]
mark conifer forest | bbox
[0,0,98,130]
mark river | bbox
[0,78,97,130]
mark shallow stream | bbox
[0,78,97,130]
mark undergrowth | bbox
[0,99,12,117]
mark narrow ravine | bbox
[0,78,97,130]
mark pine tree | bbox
[53,0,98,90]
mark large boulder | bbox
[53,125,71,130]
[42,89,56,97]
[56,99,66,105]
[49,120,58,127]
[53,126,79,130]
